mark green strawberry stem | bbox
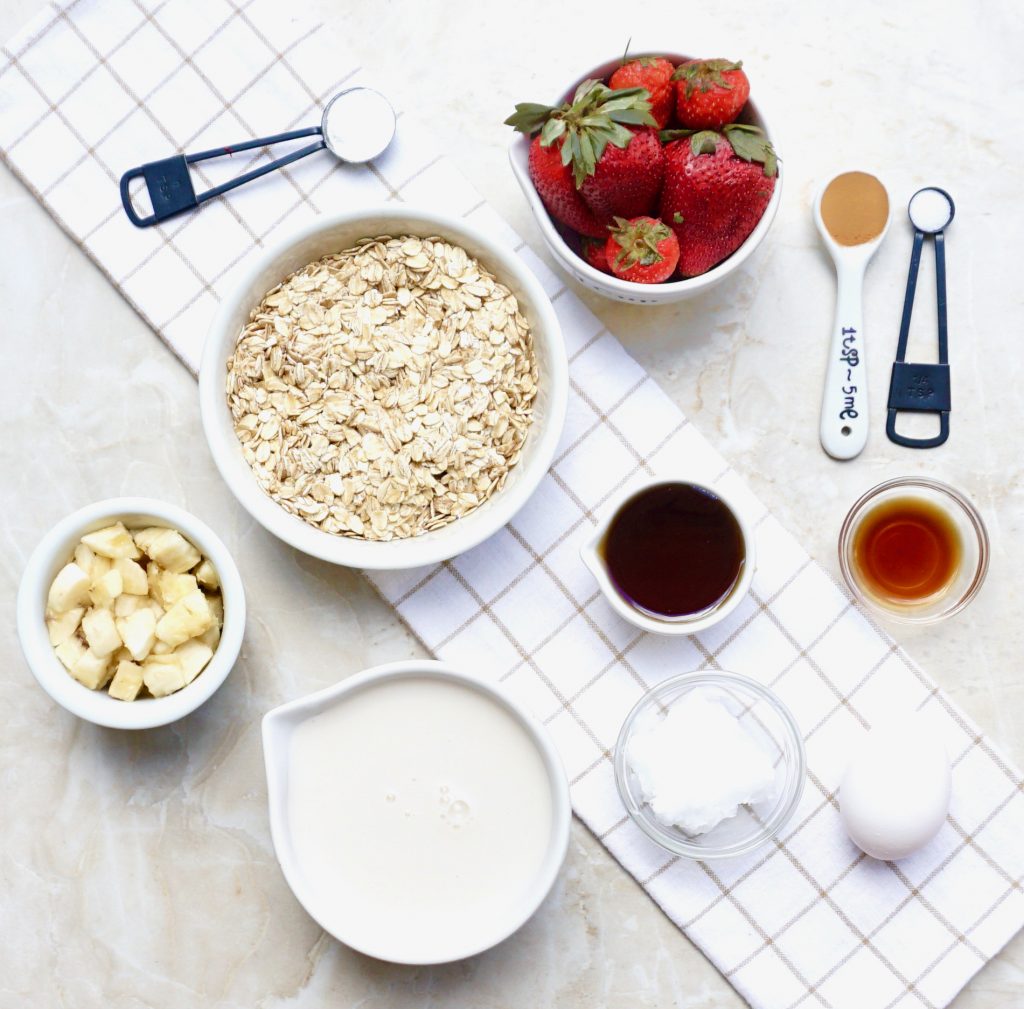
[659,128,696,142]
[608,216,671,269]
[659,123,778,178]
[505,80,657,187]
[721,123,778,177]
[671,59,743,100]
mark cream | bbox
[285,676,554,962]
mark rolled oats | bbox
[225,236,538,541]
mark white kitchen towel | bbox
[2,4,1023,1009]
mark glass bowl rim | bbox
[613,669,807,860]
[837,476,989,625]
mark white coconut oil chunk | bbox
[626,692,777,835]
[321,86,396,163]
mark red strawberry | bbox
[580,236,612,273]
[605,216,679,284]
[659,125,778,277]
[672,59,749,130]
[506,80,662,228]
[526,136,607,238]
[578,126,664,224]
[609,56,676,128]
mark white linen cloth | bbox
[2,4,1022,1008]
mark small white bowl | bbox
[200,206,568,570]
[580,478,755,635]
[262,659,571,963]
[508,52,783,305]
[16,498,245,730]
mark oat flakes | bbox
[225,236,538,541]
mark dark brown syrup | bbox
[600,483,745,619]
[852,496,961,603]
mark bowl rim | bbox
[15,497,245,730]
[261,658,571,964]
[507,49,783,297]
[579,476,756,635]
[838,476,990,624]
[613,669,806,859]
[199,205,568,570]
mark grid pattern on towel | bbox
[2,4,1022,1009]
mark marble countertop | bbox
[2,0,1022,1006]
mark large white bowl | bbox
[262,659,571,963]
[200,207,568,570]
[508,52,783,305]
[16,498,245,730]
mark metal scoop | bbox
[885,187,955,448]
[119,87,396,228]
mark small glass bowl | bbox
[838,477,989,624]
[613,671,806,860]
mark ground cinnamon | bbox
[820,171,889,246]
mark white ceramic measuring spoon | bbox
[814,171,893,460]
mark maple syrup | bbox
[851,496,961,604]
[600,483,745,619]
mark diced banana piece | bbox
[144,597,167,620]
[152,640,173,655]
[89,569,123,608]
[81,607,122,657]
[207,593,223,625]
[114,594,143,617]
[47,563,91,615]
[154,569,198,609]
[116,608,157,662]
[194,559,220,590]
[114,557,148,595]
[146,561,161,597]
[73,543,97,577]
[175,640,213,685]
[108,659,144,702]
[54,635,86,671]
[90,555,112,579]
[197,621,220,651]
[155,589,213,647]
[46,607,84,646]
[146,529,201,574]
[81,523,141,560]
[69,648,113,690]
[131,527,165,555]
[142,655,187,697]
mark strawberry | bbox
[659,124,778,277]
[609,56,676,128]
[605,216,679,284]
[672,59,749,130]
[506,80,663,228]
[578,126,664,224]
[526,136,607,238]
[580,236,612,273]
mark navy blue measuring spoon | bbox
[885,187,955,448]
[119,87,396,228]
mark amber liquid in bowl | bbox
[851,496,961,605]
